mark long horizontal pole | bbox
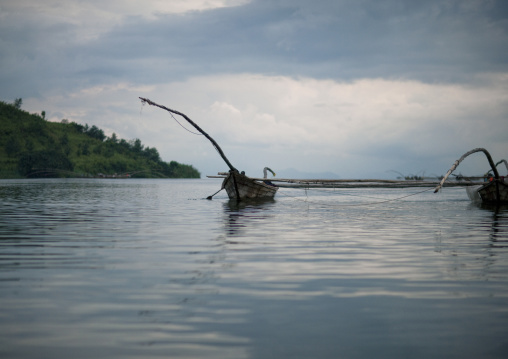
[207,175,484,187]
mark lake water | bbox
[1,178,507,359]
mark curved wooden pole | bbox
[140,97,238,173]
[496,159,508,173]
[434,148,500,193]
[263,167,276,179]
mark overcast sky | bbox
[1,0,507,178]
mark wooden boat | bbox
[139,97,277,201]
[435,148,508,204]
[221,171,278,200]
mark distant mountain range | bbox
[275,168,340,179]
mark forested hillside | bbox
[0,100,200,178]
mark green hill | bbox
[0,99,200,178]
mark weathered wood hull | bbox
[222,172,278,200]
[477,180,508,204]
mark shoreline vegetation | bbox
[0,99,201,179]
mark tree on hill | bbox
[13,98,22,109]
[87,125,106,141]
[18,150,74,177]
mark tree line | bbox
[0,99,201,178]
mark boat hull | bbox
[222,172,278,200]
[465,185,482,203]
[477,180,508,204]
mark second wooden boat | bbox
[435,148,508,204]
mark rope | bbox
[141,98,202,135]
[291,185,403,200]
[277,187,435,207]
[167,111,203,136]
[141,98,224,164]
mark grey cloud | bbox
[1,0,507,99]
[89,0,508,83]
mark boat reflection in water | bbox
[222,197,276,237]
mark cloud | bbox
[87,0,507,84]
[29,73,508,178]
[2,0,508,98]
[1,0,508,178]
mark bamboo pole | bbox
[140,97,238,173]
[207,175,483,188]
[212,173,434,183]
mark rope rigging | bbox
[167,111,203,136]
[277,187,436,207]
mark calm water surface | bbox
[1,178,507,359]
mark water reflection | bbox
[468,202,508,247]
[221,198,276,237]
[486,207,508,248]
[429,202,508,282]
[2,180,508,359]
